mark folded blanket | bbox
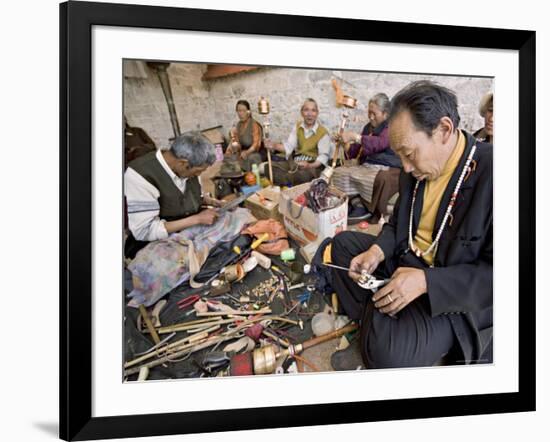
[127,208,255,307]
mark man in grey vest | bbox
[124,131,220,259]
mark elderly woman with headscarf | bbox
[124,131,255,307]
[473,93,493,143]
[332,93,402,224]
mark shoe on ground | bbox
[348,206,372,225]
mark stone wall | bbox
[124,61,493,150]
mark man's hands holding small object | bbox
[345,245,428,316]
[372,267,427,316]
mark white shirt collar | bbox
[300,120,319,134]
[156,149,187,185]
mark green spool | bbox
[280,248,296,261]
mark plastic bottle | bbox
[251,163,261,188]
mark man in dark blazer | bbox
[330,81,492,369]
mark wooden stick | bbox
[267,149,274,184]
[294,354,320,372]
[138,304,160,344]
[137,366,150,381]
[196,308,271,317]
[153,318,237,334]
[262,330,290,348]
[301,323,358,351]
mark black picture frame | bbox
[60,1,536,440]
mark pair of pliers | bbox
[177,294,201,310]
[357,272,390,291]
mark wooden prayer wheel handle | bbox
[267,149,274,184]
[301,323,358,351]
[249,323,358,375]
[330,143,341,169]
[330,111,350,168]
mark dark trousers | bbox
[331,231,459,369]
[125,233,149,260]
[366,167,400,221]
[271,159,321,186]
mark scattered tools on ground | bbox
[251,251,271,269]
[200,232,270,288]
[137,300,167,332]
[177,294,201,311]
[126,229,340,380]
[288,282,305,291]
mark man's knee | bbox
[331,231,375,265]
[362,313,453,369]
[361,325,407,369]
[331,231,359,266]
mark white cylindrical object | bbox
[243,256,258,273]
[311,312,336,337]
[137,366,150,381]
[251,251,271,269]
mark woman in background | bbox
[332,93,401,224]
[225,99,265,172]
[473,93,493,143]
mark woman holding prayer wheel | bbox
[332,93,402,225]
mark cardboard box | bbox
[279,182,348,246]
[244,186,283,222]
[201,125,226,145]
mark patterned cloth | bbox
[331,163,389,203]
[127,208,255,307]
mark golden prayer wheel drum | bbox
[339,95,358,109]
[253,345,277,374]
[258,97,270,115]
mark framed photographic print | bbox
[60,0,536,440]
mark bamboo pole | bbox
[152,318,236,334]
[196,308,271,317]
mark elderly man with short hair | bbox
[264,98,332,186]
[124,131,221,259]
[329,81,493,370]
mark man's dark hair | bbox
[389,80,461,136]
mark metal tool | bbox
[321,263,390,291]
[359,276,390,291]
[322,263,360,273]
[177,294,201,310]
[218,192,254,214]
